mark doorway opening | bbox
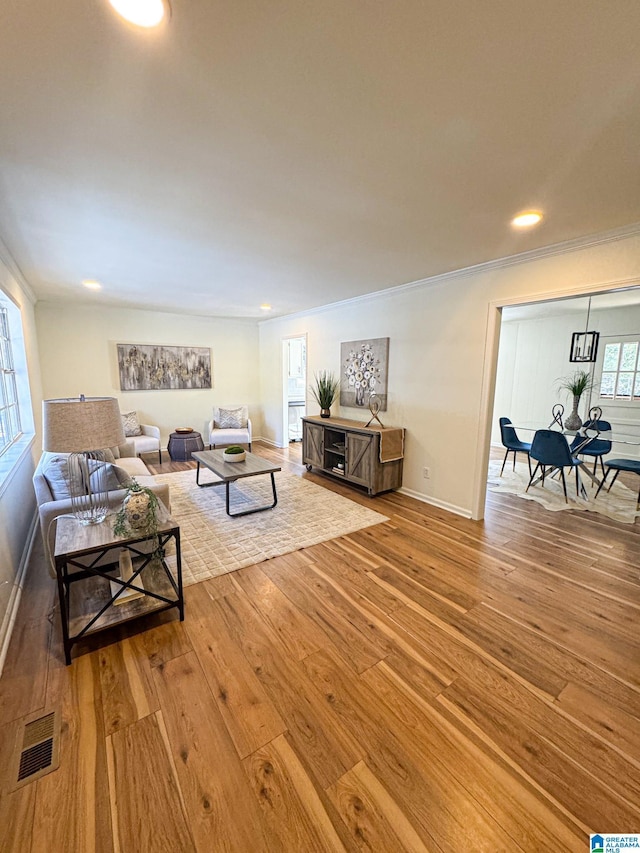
[282,335,307,444]
[484,287,640,517]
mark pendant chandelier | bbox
[569,296,599,363]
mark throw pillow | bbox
[42,455,132,500]
[90,462,132,493]
[41,453,72,500]
[102,447,117,464]
[121,411,142,437]
[215,407,248,429]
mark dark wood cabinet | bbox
[302,416,403,496]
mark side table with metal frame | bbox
[53,506,184,665]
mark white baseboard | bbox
[398,487,472,519]
[0,514,38,679]
[256,435,287,448]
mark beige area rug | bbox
[153,468,388,585]
[487,459,640,524]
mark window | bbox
[599,340,640,400]
[0,305,22,456]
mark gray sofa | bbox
[33,443,170,577]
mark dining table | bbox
[513,412,640,498]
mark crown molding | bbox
[260,221,640,325]
[0,236,37,305]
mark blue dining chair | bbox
[526,429,581,502]
[594,458,640,510]
[499,417,532,476]
[570,419,612,478]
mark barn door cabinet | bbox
[302,416,403,496]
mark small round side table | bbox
[167,430,205,461]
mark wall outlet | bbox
[423,466,430,479]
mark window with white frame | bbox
[0,305,22,455]
[599,339,640,400]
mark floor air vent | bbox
[11,710,60,790]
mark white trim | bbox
[494,277,640,310]
[255,435,285,448]
[0,433,36,498]
[471,300,503,521]
[0,513,37,678]
[260,222,640,324]
[398,486,471,519]
[0,237,37,305]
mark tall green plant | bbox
[310,371,340,409]
[556,369,593,398]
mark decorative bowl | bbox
[175,427,194,434]
[223,448,246,463]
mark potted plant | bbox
[223,444,246,462]
[556,369,594,430]
[310,371,340,418]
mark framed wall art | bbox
[117,343,212,391]
[340,337,389,410]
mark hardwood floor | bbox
[1,442,639,851]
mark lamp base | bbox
[68,450,110,525]
[109,550,144,604]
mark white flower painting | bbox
[340,337,389,410]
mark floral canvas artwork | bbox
[340,337,389,410]
[117,343,212,391]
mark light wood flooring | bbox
[1,442,639,851]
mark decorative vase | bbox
[320,408,331,418]
[124,489,151,529]
[564,395,583,431]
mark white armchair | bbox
[124,424,162,464]
[208,405,252,450]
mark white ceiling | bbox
[2,1,640,318]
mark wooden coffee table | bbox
[191,450,282,517]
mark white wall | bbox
[0,254,43,669]
[35,304,262,446]
[259,232,640,517]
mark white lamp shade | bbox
[43,397,126,453]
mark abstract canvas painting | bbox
[340,337,389,410]
[117,343,212,391]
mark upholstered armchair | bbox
[121,411,162,464]
[208,405,252,450]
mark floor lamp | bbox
[43,396,126,524]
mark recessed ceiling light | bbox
[82,279,102,291]
[511,210,543,229]
[108,0,165,28]
[260,304,272,311]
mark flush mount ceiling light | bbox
[260,304,272,311]
[511,210,543,229]
[82,279,102,291]
[108,0,166,28]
